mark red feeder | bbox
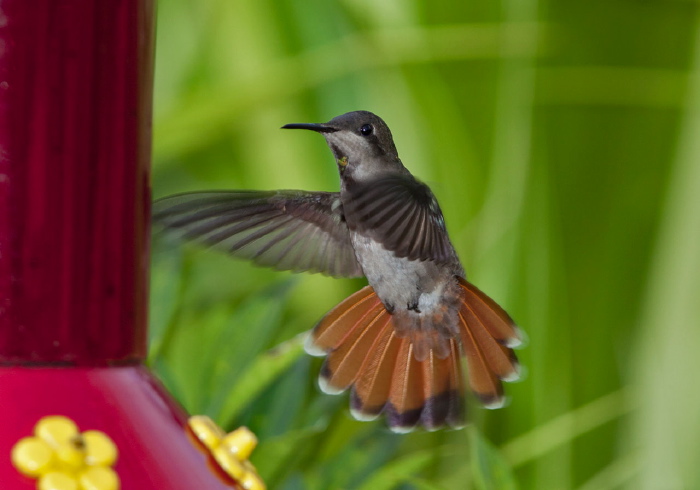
[0,1,252,488]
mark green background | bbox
[150,1,700,488]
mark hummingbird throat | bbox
[335,156,349,174]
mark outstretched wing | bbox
[342,175,455,263]
[153,190,363,278]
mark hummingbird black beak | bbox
[281,123,338,133]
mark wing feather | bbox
[153,191,363,278]
[343,175,453,263]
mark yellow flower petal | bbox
[78,466,120,490]
[188,415,225,450]
[212,445,247,481]
[37,471,79,490]
[11,437,54,477]
[241,470,267,490]
[35,416,80,448]
[54,439,86,471]
[221,426,257,461]
[83,431,118,467]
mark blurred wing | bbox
[343,175,454,263]
[153,190,363,278]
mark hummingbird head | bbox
[283,111,404,180]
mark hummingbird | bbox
[153,111,522,432]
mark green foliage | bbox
[150,0,700,488]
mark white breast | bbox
[351,233,446,313]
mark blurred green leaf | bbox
[356,450,440,490]
[470,428,517,490]
[253,425,326,484]
[625,16,700,489]
[148,241,185,361]
[203,280,295,415]
[501,389,631,469]
[216,334,306,426]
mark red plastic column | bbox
[0,0,151,364]
[0,2,244,488]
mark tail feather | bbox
[458,278,522,347]
[457,310,504,407]
[456,278,521,407]
[421,350,449,426]
[460,301,519,381]
[319,304,386,394]
[307,285,380,355]
[420,341,465,430]
[309,286,468,431]
[445,339,466,426]
[350,318,397,419]
[307,278,521,431]
[385,341,424,431]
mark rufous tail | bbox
[306,278,521,432]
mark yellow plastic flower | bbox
[11,416,120,490]
[188,416,265,490]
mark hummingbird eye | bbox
[359,124,374,136]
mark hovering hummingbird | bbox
[153,111,522,432]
